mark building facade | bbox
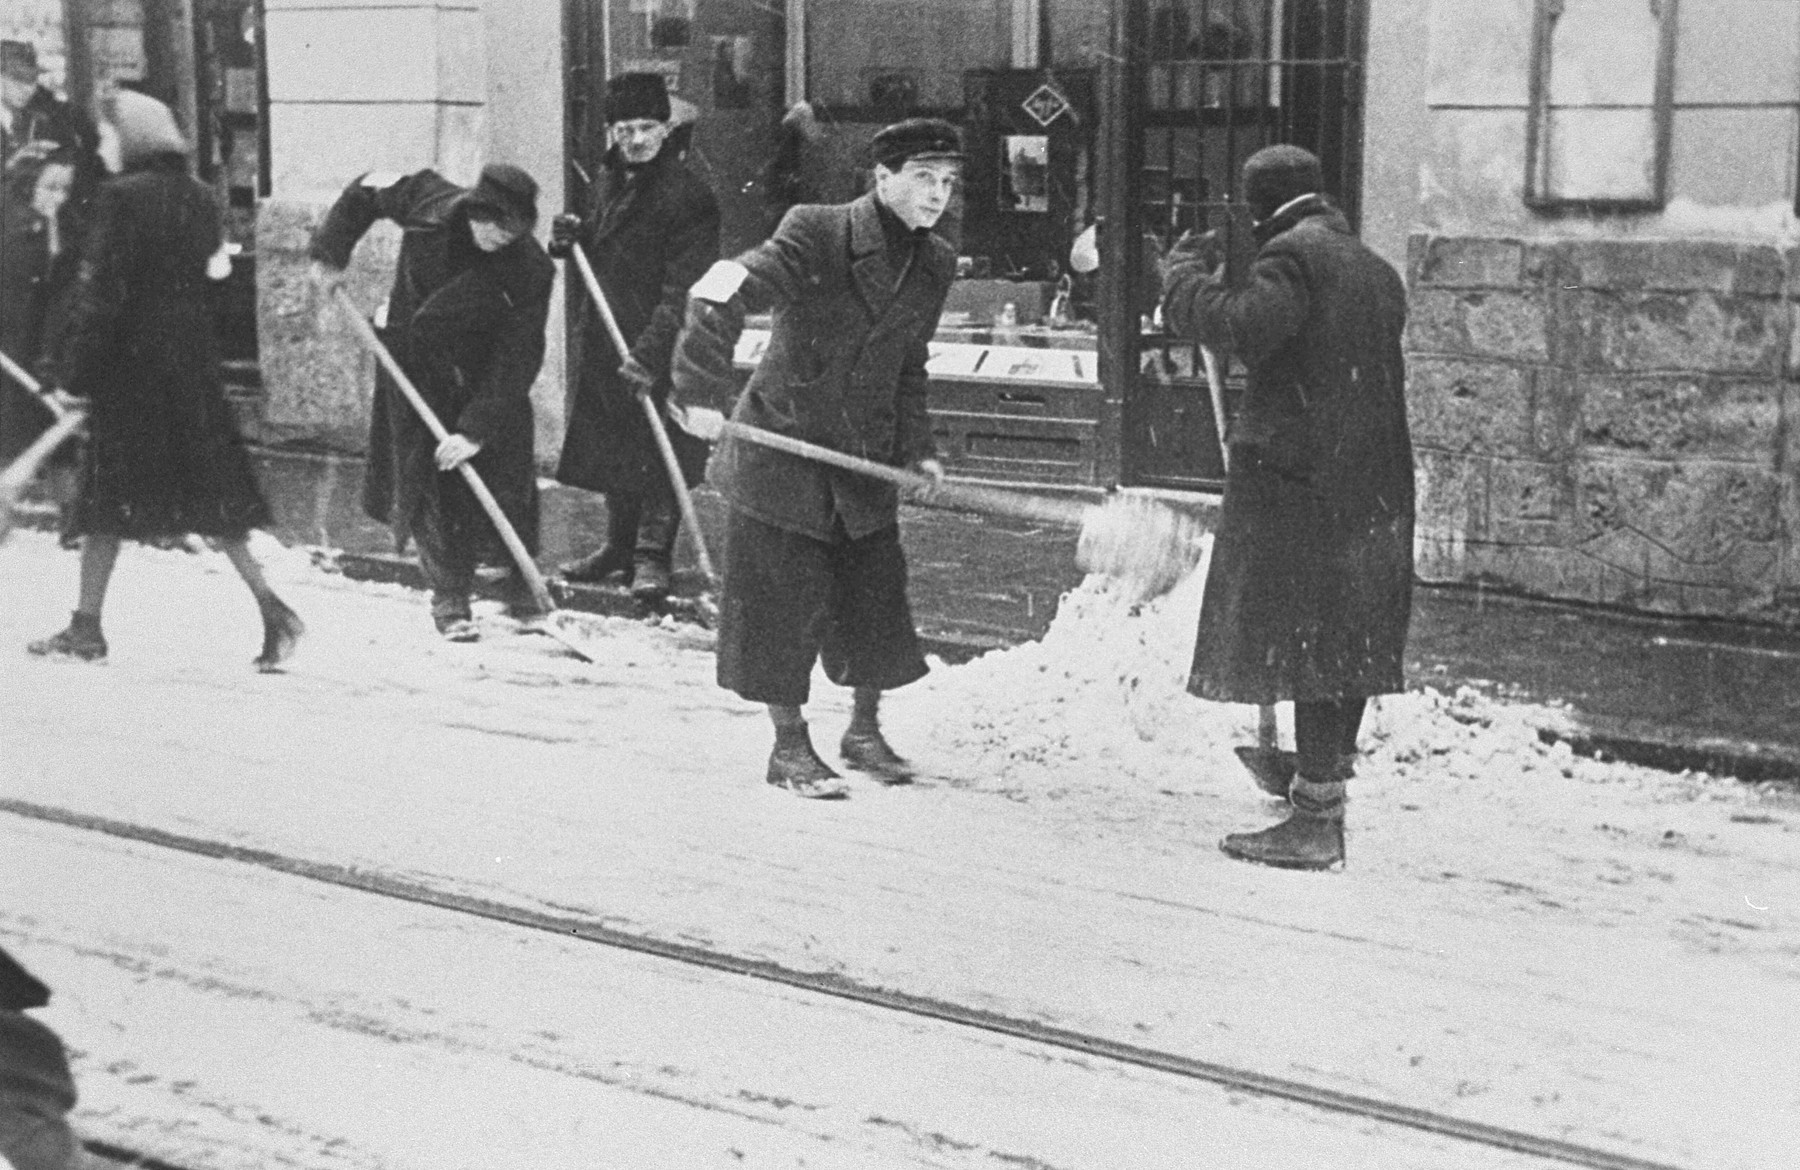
[11,1,1799,620]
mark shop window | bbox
[1524,0,1678,211]
[807,0,1007,116]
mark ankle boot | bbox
[255,596,305,672]
[766,723,848,799]
[840,724,914,785]
[28,611,106,662]
[1219,774,1345,870]
[629,499,679,603]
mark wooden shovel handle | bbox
[330,287,556,614]
[568,247,717,585]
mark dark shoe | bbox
[766,741,849,799]
[255,598,305,673]
[840,727,915,785]
[1220,810,1344,870]
[497,571,545,619]
[1220,774,1346,870]
[1234,746,1297,799]
[628,557,671,604]
[560,545,633,585]
[27,612,106,662]
[431,596,479,642]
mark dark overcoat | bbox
[58,155,270,539]
[1161,196,1414,704]
[0,160,82,459]
[670,193,952,541]
[311,170,553,559]
[555,147,718,495]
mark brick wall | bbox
[1407,233,1798,621]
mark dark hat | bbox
[1243,145,1323,221]
[462,163,539,232]
[871,118,963,171]
[1,39,40,83]
[604,72,671,124]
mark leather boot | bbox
[840,726,915,785]
[255,596,305,672]
[1220,774,1346,870]
[766,726,849,800]
[431,594,479,642]
[629,497,679,603]
[28,611,106,662]
[561,494,640,584]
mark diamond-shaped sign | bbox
[1021,84,1071,128]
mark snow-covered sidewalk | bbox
[3,529,1797,1169]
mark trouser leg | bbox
[1294,697,1364,781]
[413,509,475,619]
[630,486,679,601]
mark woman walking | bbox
[27,89,301,668]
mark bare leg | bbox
[217,536,277,603]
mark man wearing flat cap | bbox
[551,72,720,605]
[668,117,962,798]
[1,40,98,179]
[310,163,555,640]
[1161,144,1414,870]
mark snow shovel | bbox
[713,420,1207,604]
[566,245,719,611]
[1201,343,1287,792]
[329,288,607,662]
[0,348,86,547]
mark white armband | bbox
[689,260,749,304]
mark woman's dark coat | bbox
[1161,196,1414,704]
[0,159,78,458]
[58,155,270,538]
[311,170,554,559]
[555,146,718,495]
[671,193,952,542]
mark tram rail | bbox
[3,796,1688,1170]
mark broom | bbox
[709,420,1207,605]
[0,349,85,546]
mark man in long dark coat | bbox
[551,72,719,604]
[669,118,961,799]
[310,164,554,641]
[1161,145,1414,870]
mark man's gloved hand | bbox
[669,403,725,442]
[909,457,947,502]
[618,354,655,396]
[548,213,583,258]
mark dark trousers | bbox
[717,510,928,707]
[1294,697,1367,780]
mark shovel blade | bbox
[522,608,609,663]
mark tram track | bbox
[2,795,1688,1170]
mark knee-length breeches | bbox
[716,509,929,706]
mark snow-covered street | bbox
[3,529,1798,1169]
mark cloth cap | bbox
[110,88,189,166]
[604,72,671,124]
[462,162,539,232]
[1,40,39,83]
[1243,144,1323,221]
[871,118,963,171]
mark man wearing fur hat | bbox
[668,118,961,798]
[551,71,720,605]
[310,163,555,641]
[1161,144,1414,870]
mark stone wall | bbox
[1408,234,1798,621]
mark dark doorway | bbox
[1102,0,1368,493]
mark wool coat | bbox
[555,146,718,495]
[1161,196,1414,704]
[670,193,952,542]
[58,155,270,539]
[311,170,553,559]
[0,160,83,459]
